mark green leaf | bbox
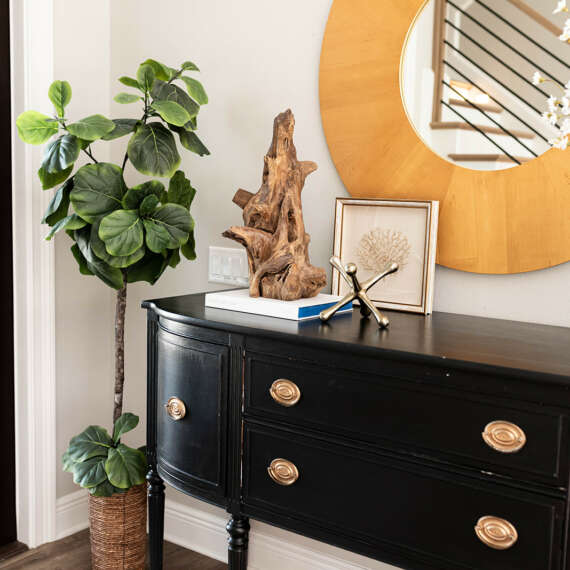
[90,219,145,268]
[105,444,147,489]
[75,228,124,289]
[181,61,199,71]
[62,449,78,472]
[168,248,181,268]
[127,123,181,178]
[102,119,139,141]
[181,230,196,260]
[38,164,73,190]
[177,130,210,156]
[41,134,81,174]
[180,76,208,105]
[122,180,165,210]
[99,210,144,256]
[125,252,169,284]
[70,163,125,223]
[119,76,141,89]
[113,413,139,443]
[136,63,156,92]
[67,115,115,141]
[89,480,126,497]
[143,203,192,252]
[72,456,108,489]
[114,92,141,104]
[151,79,199,118]
[140,194,159,216]
[42,178,73,225]
[67,425,113,462]
[48,80,72,116]
[16,110,59,145]
[150,100,191,127]
[45,214,86,241]
[70,242,94,275]
[141,59,172,81]
[167,171,195,209]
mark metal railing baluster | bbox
[446,0,565,88]
[444,19,552,99]
[443,40,552,120]
[442,80,538,157]
[475,0,570,69]
[442,59,550,144]
[441,101,522,165]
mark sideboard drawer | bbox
[156,329,228,499]
[245,356,566,484]
[243,424,564,570]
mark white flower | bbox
[548,95,560,112]
[562,97,570,115]
[559,19,570,42]
[543,110,559,125]
[549,135,569,150]
[533,71,546,85]
[554,0,568,13]
[561,118,570,136]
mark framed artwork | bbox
[332,198,439,314]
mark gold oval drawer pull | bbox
[165,397,187,421]
[269,379,301,407]
[475,516,518,550]
[482,421,526,453]
[267,458,299,486]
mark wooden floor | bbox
[0,530,227,569]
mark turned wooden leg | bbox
[147,466,165,570]
[226,515,250,570]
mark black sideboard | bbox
[143,292,570,570]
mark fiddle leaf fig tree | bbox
[17,58,209,496]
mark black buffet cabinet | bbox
[143,293,570,570]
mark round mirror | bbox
[401,0,566,171]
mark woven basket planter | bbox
[88,483,147,570]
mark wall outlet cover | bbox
[208,246,249,287]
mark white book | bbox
[205,289,353,321]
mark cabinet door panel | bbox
[156,328,228,499]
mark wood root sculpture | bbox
[223,109,327,301]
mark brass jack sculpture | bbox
[319,256,399,328]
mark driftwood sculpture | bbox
[223,109,327,301]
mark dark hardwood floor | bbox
[0,530,227,569]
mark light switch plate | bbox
[208,246,249,287]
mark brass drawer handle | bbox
[165,397,187,420]
[482,421,526,453]
[269,379,301,407]
[267,458,299,486]
[475,516,518,550]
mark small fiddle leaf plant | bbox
[16,58,209,496]
[62,413,147,497]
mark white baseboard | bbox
[55,492,397,569]
[55,489,88,539]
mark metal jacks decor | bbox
[319,256,399,328]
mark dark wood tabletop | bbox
[144,292,570,384]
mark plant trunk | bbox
[113,283,127,424]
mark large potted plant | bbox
[16,57,209,569]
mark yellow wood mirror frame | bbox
[319,0,569,274]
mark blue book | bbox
[205,289,353,321]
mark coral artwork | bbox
[357,228,411,276]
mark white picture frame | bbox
[332,198,439,315]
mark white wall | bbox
[50,0,569,567]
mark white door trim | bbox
[10,0,57,548]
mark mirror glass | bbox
[401,0,566,171]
